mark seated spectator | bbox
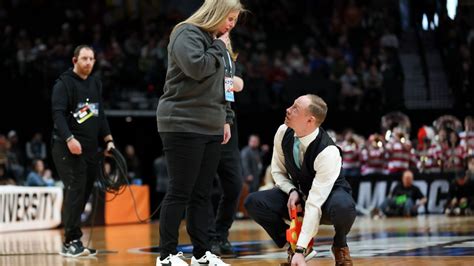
[26,132,47,163]
[26,159,54,186]
[1,133,25,183]
[7,130,26,169]
[445,171,474,216]
[0,163,16,185]
[375,170,427,217]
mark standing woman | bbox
[156,1,244,265]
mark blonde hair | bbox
[227,39,238,61]
[174,0,244,60]
[305,94,328,126]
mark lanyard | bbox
[222,51,233,76]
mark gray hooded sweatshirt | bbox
[156,23,234,135]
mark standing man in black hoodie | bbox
[51,45,115,257]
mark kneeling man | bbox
[245,94,356,266]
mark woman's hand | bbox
[218,31,230,47]
[222,123,231,144]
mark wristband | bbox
[66,135,74,143]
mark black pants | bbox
[52,141,98,243]
[245,187,356,248]
[208,122,243,240]
[159,132,222,259]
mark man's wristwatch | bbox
[295,246,306,254]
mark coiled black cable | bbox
[83,147,130,251]
[97,148,129,195]
[96,147,161,223]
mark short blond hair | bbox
[305,94,327,125]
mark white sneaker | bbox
[156,251,188,266]
[190,251,230,266]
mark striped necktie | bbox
[293,137,302,168]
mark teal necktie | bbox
[293,137,302,168]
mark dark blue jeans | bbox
[159,132,222,259]
[245,186,356,248]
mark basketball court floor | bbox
[2,215,474,265]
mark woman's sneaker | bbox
[156,251,188,266]
[190,251,230,266]
[59,240,90,257]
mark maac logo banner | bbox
[0,186,63,232]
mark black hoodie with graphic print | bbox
[51,69,111,153]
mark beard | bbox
[82,67,93,75]
[77,65,93,76]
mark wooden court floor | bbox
[2,215,474,265]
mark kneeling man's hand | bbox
[291,253,306,266]
[287,190,301,217]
